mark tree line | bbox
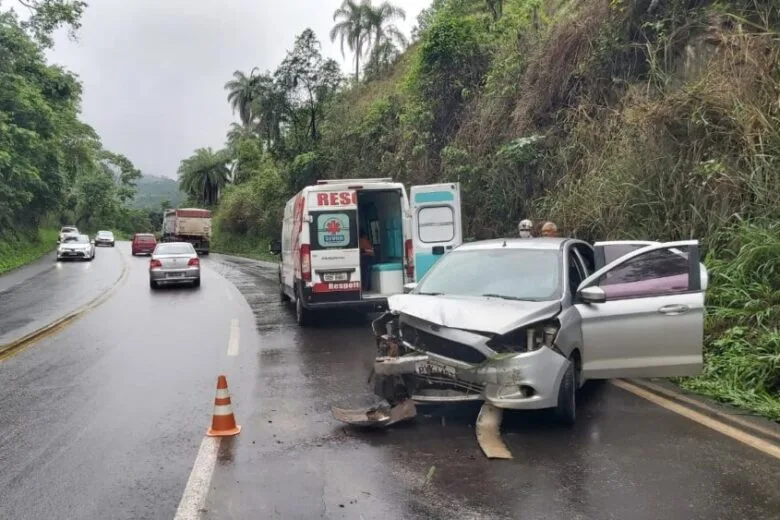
[0,0,149,238]
[176,0,411,209]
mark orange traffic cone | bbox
[207,375,241,437]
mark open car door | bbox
[576,240,705,379]
[410,183,463,281]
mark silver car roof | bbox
[456,237,574,252]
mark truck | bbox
[161,208,212,254]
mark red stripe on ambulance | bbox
[313,281,361,293]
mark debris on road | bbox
[332,310,515,459]
[476,403,512,459]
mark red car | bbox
[131,233,157,256]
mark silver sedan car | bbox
[148,242,201,289]
[365,237,708,425]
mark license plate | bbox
[416,360,457,379]
[167,272,184,278]
[323,272,348,282]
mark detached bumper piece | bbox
[331,399,416,428]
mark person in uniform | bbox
[541,221,559,237]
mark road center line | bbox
[227,319,240,357]
[612,379,780,461]
[174,436,221,520]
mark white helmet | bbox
[518,219,533,238]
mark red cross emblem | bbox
[325,219,341,234]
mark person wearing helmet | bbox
[541,221,559,237]
[518,219,533,238]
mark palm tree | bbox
[365,1,407,72]
[224,68,260,126]
[330,0,371,82]
[178,147,230,207]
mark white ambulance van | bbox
[270,178,462,326]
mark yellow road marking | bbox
[612,379,780,461]
[0,247,130,362]
[630,379,780,443]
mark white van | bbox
[270,178,463,325]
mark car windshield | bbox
[415,248,563,301]
[155,243,194,255]
[67,235,90,244]
[98,231,112,236]
[61,227,77,233]
[62,236,80,243]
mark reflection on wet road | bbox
[0,246,124,345]
[0,248,778,520]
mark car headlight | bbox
[486,321,559,354]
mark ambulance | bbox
[270,178,462,326]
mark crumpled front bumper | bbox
[374,346,570,410]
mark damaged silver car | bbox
[352,237,707,426]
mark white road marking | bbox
[227,319,240,357]
[224,286,233,301]
[174,436,221,520]
[613,380,780,461]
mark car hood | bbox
[386,294,562,335]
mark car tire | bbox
[295,287,311,327]
[193,278,201,288]
[553,360,577,426]
[149,279,158,290]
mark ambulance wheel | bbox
[295,287,311,326]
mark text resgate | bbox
[312,191,358,207]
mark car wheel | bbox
[149,279,158,290]
[553,360,576,426]
[193,277,201,288]
[295,287,311,326]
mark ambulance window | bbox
[418,206,454,243]
[312,211,357,249]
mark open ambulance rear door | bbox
[409,183,463,281]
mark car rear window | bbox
[309,210,357,250]
[155,243,194,255]
[136,234,156,241]
[61,227,76,233]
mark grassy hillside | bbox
[129,175,184,210]
[203,0,779,419]
[0,228,59,275]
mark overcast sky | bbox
[41,0,429,179]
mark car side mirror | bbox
[578,286,606,304]
[403,282,417,294]
[90,240,95,245]
[269,239,282,255]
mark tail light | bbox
[188,257,200,266]
[300,244,311,281]
[404,239,414,278]
[150,259,162,268]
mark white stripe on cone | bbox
[212,404,235,416]
[215,389,230,399]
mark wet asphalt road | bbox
[0,247,778,519]
[0,246,123,345]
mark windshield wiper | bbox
[481,293,525,301]
[417,291,444,296]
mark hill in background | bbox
[130,175,184,210]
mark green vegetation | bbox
[130,175,184,211]
[0,228,59,275]
[0,0,151,260]
[177,0,779,420]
